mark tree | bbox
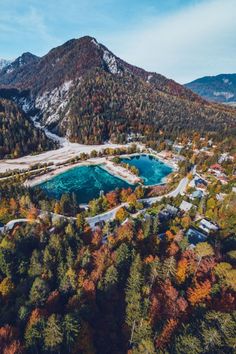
[106,191,118,208]
[175,334,202,354]
[115,207,128,222]
[0,277,14,297]
[27,206,38,222]
[44,314,63,351]
[63,314,80,351]
[155,319,178,350]
[25,319,46,351]
[76,213,85,231]
[54,201,62,214]
[135,185,144,199]
[187,280,211,305]
[214,262,236,291]
[194,242,214,274]
[125,254,143,329]
[176,258,188,284]
[30,278,49,306]
[103,265,118,291]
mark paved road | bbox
[86,203,128,228]
[87,169,194,228]
[4,219,30,231]
[3,167,195,231]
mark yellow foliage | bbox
[0,277,14,297]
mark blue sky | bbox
[0,0,235,82]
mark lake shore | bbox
[0,141,131,174]
[24,157,141,187]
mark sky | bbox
[0,0,235,83]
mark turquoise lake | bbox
[38,165,131,204]
[121,154,173,186]
[38,155,172,203]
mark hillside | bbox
[0,36,236,143]
[186,74,236,105]
[0,98,56,159]
[0,58,12,71]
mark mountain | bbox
[185,74,236,105]
[0,98,56,159]
[0,58,12,71]
[0,36,235,144]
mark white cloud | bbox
[105,0,236,83]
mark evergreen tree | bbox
[44,314,63,352]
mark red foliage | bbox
[155,319,178,350]
[0,325,22,354]
[167,242,179,256]
[82,279,96,299]
[212,289,236,312]
[151,280,188,323]
[106,191,119,208]
[45,290,61,313]
[28,308,47,327]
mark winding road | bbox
[1,168,195,232]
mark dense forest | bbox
[0,99,56,159]
[1,36,235,146]
[62,68,236,144]
[0,182,235,353]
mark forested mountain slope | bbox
[0,99,55,159]
[0,36,236,143]
[186,74,236,105]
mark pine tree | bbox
[63,314,80,352]
[174,334,202,354]
[44,314,63,352]
[125,254,144,328]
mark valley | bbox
[0,33,235,354]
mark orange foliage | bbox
[144,255,155,264]
[28,308,47,327]
[82,279,95,298]
[155,319,178,349]
[91,230,102,247]
[127,193,137,205]
[116,221,134,241]
[106,191,119,208]
[187,280,211,305]
[0,325,22,354]
[26,206,38,222]
[167,242,179,256]
[120,187,132,202]
[91,246,111,282]
[165,230,175,241]
[176,258,188,284]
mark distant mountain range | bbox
[186,74,236,105]
[0,58,12,71]
[0,36,235,148]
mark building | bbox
[179,200,195,213]
[159,204,178,221]
[173,144,184,154]
[190,190,203,200]
[209,164,224,172]
[198,218,219,234]
[186,227,208,244]
[189,176,207,190]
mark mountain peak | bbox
[186,73,236,104]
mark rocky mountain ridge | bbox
[0,36,235,144]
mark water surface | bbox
[121,154,172,186]
[38,165,131,204]
[38,155,172,203]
